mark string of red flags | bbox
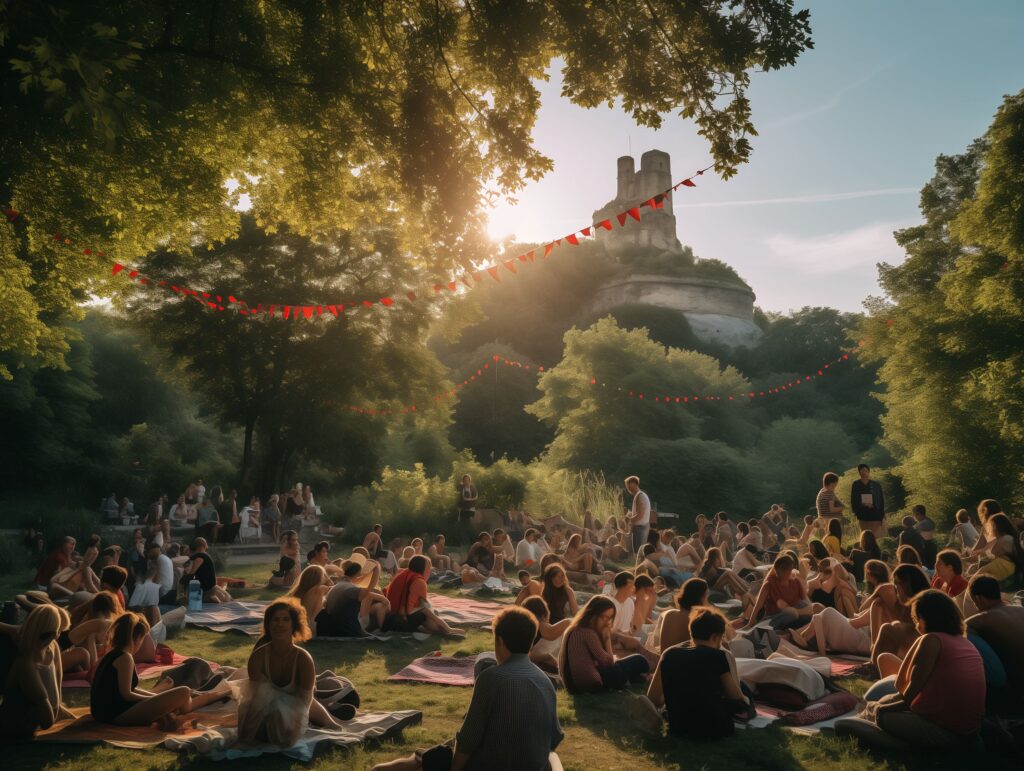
[70,162,714,318]
[330,352,853,416]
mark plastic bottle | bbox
[188,579,203,611]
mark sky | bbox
[485,1,1024,313]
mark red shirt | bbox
[910,633,985,734]
[385,568,426,616]
[34,549,69,586]
[930,574,968,597]
[765,575,805,615]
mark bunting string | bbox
[330,352,853,416]
[4,163,713,319]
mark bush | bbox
[341,464,455,540]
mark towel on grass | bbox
[772,639,870,678]
[427,594,506,626]
[61,652,218,688]
[185,600,270,636]
[736,657,827,701]
[387,651,483,687]
[37,706,421,762]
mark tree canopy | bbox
[1,1,812,378]
[857,90,1024,522]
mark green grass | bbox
[2,562,1018,770]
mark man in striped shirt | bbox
[373,606,562,771]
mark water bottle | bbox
[188,579,203,611]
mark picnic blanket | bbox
[736,657,827,701]
[61,652,219,688]
[738,692,859,735]
[185,600,269,635]
[458,577,517,597]
[388,651,486,687]
[37,705,422,762]
[772,639,870,678]
[428,594,505,626]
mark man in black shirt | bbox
[850,464,885,538]
[637,608,753,739]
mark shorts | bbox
[388,609,427,633]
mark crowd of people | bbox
[4,466,1024,768]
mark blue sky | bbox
[485,0,1024,313]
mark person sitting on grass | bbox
[836,590,985,752]
[521,596,571,673]
[654,578,711,653]
[464,532,505,582]
[90,613,227,728]
[966,575,1024,697]
[286,565,331,635]
[540,563,578,624]
[427,534,453,573]
[270,530,301,587]
[515,569,542,605]
[127,541,176,621]
[373,605,563,771]
[632,573,659,629]
[743,553,816,630]
[696,547,750,600]
[179,538,231,604]
[318,559,388,636]
[871,563,932,674]
[633,607,755,738]
[931,550,968,598]
[562,533,597,575]
[238,599,354,748]
[606,572,657,667]
[516,529,542,571]
[0,604,75,740]
[558,595,650,694]
[384,556,465,638]
[968,513,1023,582]
[949,509,980,552]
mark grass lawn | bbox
[2,562,1016,770]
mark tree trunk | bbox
[240,413,256,487]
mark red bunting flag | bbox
[112,263,125,276]
[681,179,697,187]
[616,211,628,226]
[626,207,641,221]
[406,291,417,302]
[502,260,517,274]
[596,219,613,231]
[282,305,293,319]
[486,266,501,281]
[580,226,591,237]
[381,297,394,306]
[447,281,457,292]
[565,233,579,246]
[327,304,341,317]
[543,242,555,257]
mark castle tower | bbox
[595,150,682,256]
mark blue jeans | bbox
[631,524,650,555]
[597,654,650,690]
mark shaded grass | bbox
[3,560,1020,769]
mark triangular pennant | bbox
[565,233,579,246]
[112,263,125,276]
[486,266,501,281]
[627,207,640,221]
[362,300,374,307]
[129,270,139,279]
[282,305,292,319]
[327,304,340,317]
[543,242,555,258]
[447,281,458,292]
[302,306,314,320]
[616,212,628,227]
[580,227,591,237]
[380,297,394,306]
[406,291,417,302]
[681,179,697,187]
[268,304,276,317]
[597,219,613,231]
[503,260,517,274]
[316,305,324,317]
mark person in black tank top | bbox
[179,539,231,603]
[91,613,229,726]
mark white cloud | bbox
[676,187,918,209]
[764,221,911,275]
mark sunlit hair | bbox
[893,564,930,604]
[976,499,1002,523]
[108,611,150,651]
[18,604,69,656]
[674,577,709,611]
[558,595,616,692]
[541,563,572,623]
[257,598,311,645]
[896,544,921,565]
[864,559,890,587]
[287,565,327,601]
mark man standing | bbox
[850,464,884,538]
[625,476,652,555]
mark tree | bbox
[1,1,812,377]
[527,316,751,476]
[857,91,1024,522]
[126,216,449,492]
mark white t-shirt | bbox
[155,553,175,594]
[196,485,206,501]
[610,595,636,634]
[515,539,539,566]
